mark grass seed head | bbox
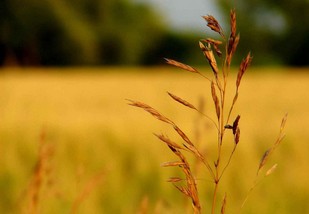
[234,127,240,145]
[237,52,252,88]
[165,58,199,74]
[161,161,186,167]
[232,115,241,135]
[221,193,227,214]
[203,15,224,37]
[154,133,184,151]
[199,42,219,77]
[230,9,237,39]
[265,164,278,176]
[167,92,197,110]
[211,81,220,120]
[127,100,173,125]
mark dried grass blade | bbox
[168,92,197,110]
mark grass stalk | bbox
[130,8,286,214]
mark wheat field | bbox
[0,67,308,213]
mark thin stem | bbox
[201,159,216,181]
[197,110,219,132]
[198,72,212,83]
[226,90,238,125]
[211,77,226,214]
[219,144,237,181]
[211,181,219,214]
[240,178,260,210]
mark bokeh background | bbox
[0,0,308,213]
[1,0,309,66]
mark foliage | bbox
[217,0,309,66]
[0,0,166,66]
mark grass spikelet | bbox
[227,9,239,66]
[165,58,199,73]
[169,143,201,213]
[232,115,241,135]
[221,193,227,214]
[230,9,237,39]
[234,127,240,145]
[167,177,183,183]
[265,164,278,177]
[201,38,223,57]
[202,15,224,37]
[236,52,252,88]
[161,161,186,167]
[257,114,287,175]
[211,81,220,120]
[280,113,288,133]
[202,38,223,46]
[167,92,197,110]
[199,42,219,77]
[257,149,270,175]
[154,133,185,151]
[127,100,172,124]
[173,125,194,146]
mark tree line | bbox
[0,0,308,66]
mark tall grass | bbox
[130,10,287,213]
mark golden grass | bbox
[0,67,308,213]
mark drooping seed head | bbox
[202,15,224,37]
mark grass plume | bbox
[130,9,287,214]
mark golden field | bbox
[0,67,308,213]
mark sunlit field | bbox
[0,67,308,213]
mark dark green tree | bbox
[217,0,309,66]
[0,0,166,66]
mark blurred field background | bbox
[0,67,308,213]
[1,0,309,213]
